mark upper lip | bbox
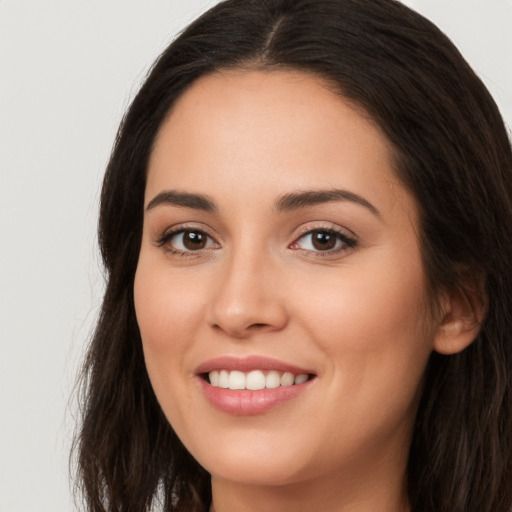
[194,355,315,375]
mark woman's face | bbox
[134,70,438,488]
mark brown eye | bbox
[182,230,207,250]
[161,229,217,253]
[311,230,337,250]
[292,228,356,254]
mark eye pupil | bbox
[312,230,336,250]
[183,231,206,250]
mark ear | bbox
[433,281,487,355]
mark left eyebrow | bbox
[274,188,381,217]
[146,190,217,212]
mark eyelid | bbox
[154,221,218,241]
[292,222,357,240]
[289,222,358,255]
[154,223,220,256]
[153,221,357,257]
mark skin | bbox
[134,70,475,512]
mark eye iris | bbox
[183,231,206,250]
[312,230,336,250]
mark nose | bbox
[206,246,289,339]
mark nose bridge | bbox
[208,234,287,337]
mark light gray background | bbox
[1,1,511,511]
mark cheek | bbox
[303,248,430,347]
[294,250,433,402]
[132,253,211,423]
[134,258,205,354]
[133,255,206,430]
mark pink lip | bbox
[194,355,314,375]
[195,356,316,416]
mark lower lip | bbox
[198,377,313,415]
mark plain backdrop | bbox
[1,1,511,511]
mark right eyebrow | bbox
[146,190,217,212]
[274,188,381,217]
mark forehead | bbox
[146,69,415,223]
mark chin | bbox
[184,428,323,487]
[205,453,310,487]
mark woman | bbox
[73,0,512,511]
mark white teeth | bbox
[294,373,309,385]
[266,370,281,388]
[207,369,310,389]
[280,372,294,386]
[246,370,266,390]
[228,370,246,390]
[218,370,229,388]
[209,370,219,386]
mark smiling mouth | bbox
[203,370,315,390]
[197,359,317,414]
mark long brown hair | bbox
[73,1,512,511]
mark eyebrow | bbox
[146,188,380,216]
[146,190,217,212]
[274,189,380,216]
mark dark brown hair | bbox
[73,1,512,511]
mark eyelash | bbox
[155,225,357,258]
[155,226,218,257]
[291,226,357,256]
